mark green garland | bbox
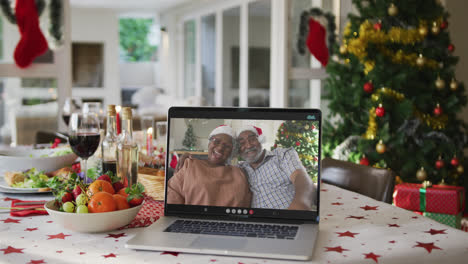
[297,7,337,56]
[0,0,62,43]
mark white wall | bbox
[70,8,120,106]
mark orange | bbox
[117,188,128,197]
[113,194,130,210]
[87,180,115,197]
[88,192,117,213]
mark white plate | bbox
[0,177,51,193]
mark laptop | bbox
[126,107,321,260]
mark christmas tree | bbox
[272,121,320,181]
[182,123,196,150]
[323,0,467,186]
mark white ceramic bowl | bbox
[0,147,77,175]
[44,200,143,233]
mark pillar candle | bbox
[147,127,153,156]
[116,105,121,135]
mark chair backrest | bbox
[321,157,396,203]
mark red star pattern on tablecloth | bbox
[332,202,343,205]
[336,231,359,238]
[210,260,217,262]
[25,228,38,232]
[0,246,24,254]
[360,205,378,211]
[389,240,396,244]
[106,233,126,238]
[363,252,381,263]
[47,233,71,240]
[412,216,419,219]
[27,260,45,264]
[325,246,349,253]
[388,224,400,228]
[1,218,21,223]
[56,250,63,253]
[413,242,442,253]
[424,229,447,235]
[161,251,180,256]
[321,189,328,192]
[79,252,86,255]
[103,253,117,258]
[346,215,366,220]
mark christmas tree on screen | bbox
[323,0,467,185]
[182,123,196,150]
[272,121,320,181]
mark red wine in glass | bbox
[69,133,101,159]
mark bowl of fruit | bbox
[44,172,145,233]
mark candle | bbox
[116,105,121,135]
[146,127,153,157]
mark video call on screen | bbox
[166,118,319,212]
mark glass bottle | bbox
[116,107,139,187]
[101,104,118,176]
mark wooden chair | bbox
[321,157,396,203]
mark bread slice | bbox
[4,171,25,186]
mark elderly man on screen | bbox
[236,125,315,210]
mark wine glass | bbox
[68,113,101,178]
[62,97,82,126]
[82,102,104,128]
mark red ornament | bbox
[363,82,374,93]
[440,20,448,29]
[433,105,442,116]
[360,156,370,166]
[451,157,459,167]
[435,159,444,170]
[295,141,300,146]
[376,104,385,117]
[373,22,382,31]
[448,44,455,52]
[274,143,277,148]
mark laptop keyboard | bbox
[164,220,299,240]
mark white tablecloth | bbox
[1,183,468,264]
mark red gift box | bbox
[393,183,465,215]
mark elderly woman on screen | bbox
[167,125,252,207]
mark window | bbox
[119,18,158,62]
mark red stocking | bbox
[306,18,329,67]
[13,0,49,68]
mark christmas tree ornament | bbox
[416,167,427,181]
[450,156,459,167]
[295,141,300,146]
[435,76,445,90]
[422,180,432,188]
[373,21,382,31]
[450,78,458,91]
[363,82,374,93]
[418,26,428,37]
[376,140,386,154]
[371,94,380,102]
[360,155,370,166]
[435,156,444,170]
[375,104,385,117]
[433,103,442,116]
[438,178,447,186]
[388,3,398,16]
[416,54,425,67]
[305,125,309,130]
[447,44,455,52]
[339,44,347,54]
[431,21,440,35]
[440,20,448,29]
[457,165,464,174]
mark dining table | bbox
[1,183,468,264]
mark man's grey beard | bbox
[242,147,264,164]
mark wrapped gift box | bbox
[423,212,462,229]
[393,183,465,215]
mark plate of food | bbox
[0,167,74,193]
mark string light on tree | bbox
[388,3,398,16]
[376,140,386,154]
[376,104,385,117]
[433,103,443,116]
[416,167,427,181]
[418,25,428,37]
[450,78,458,91]
[431,21,440,35]
[435,76,445,90]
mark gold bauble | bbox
[431,22,440,35]
[388,3,398,16]
[416,167,428,181]
[339,45,347,54]
[418,26,428,37]
[457,165,464,174]
[450,79,458,91]
[376,140,386,154]
[416,54,425,67]
[438,178,447,186]
[371,94,380,102]
[435,77,445,90]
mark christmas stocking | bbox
[13,0,49,68]
[306,18,329,67]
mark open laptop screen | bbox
[164,107,321,221]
